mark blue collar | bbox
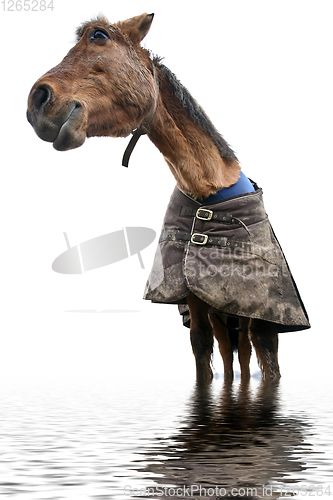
[202,171,255,204]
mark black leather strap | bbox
[159,230,191,243]
[122,128,147,168]
[180,206,238,224]
[159,229,253,251]
[180,206,251,236]
[122,64,159,167]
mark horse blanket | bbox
[143,182,310,333]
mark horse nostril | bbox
[31,85,53,111]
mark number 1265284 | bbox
[2,0,54,11]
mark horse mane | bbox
[153,56,238,163]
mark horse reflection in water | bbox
[136,381,311,500]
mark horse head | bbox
[27,13,157,151]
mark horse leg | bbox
[249,319,281,381]
[238,317,252,382]
[209,313,234,382]
[186,294,214,383]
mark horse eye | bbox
[89,29,109,41]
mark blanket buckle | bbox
[196,208,213,221]
[191,233,208,245]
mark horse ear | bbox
[117,13,154,43]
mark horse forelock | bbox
[75,16,120,41]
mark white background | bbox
[1,0,332,384]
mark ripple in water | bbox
[0,371,331,499]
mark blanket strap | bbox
[180,207,251,235]
[122,64,159,167]
[159,229,253,251]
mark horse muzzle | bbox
[27,83,87,151]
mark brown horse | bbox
[27,13,309,383]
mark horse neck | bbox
[147,65,240,199]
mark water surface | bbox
[0,357,332,499]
